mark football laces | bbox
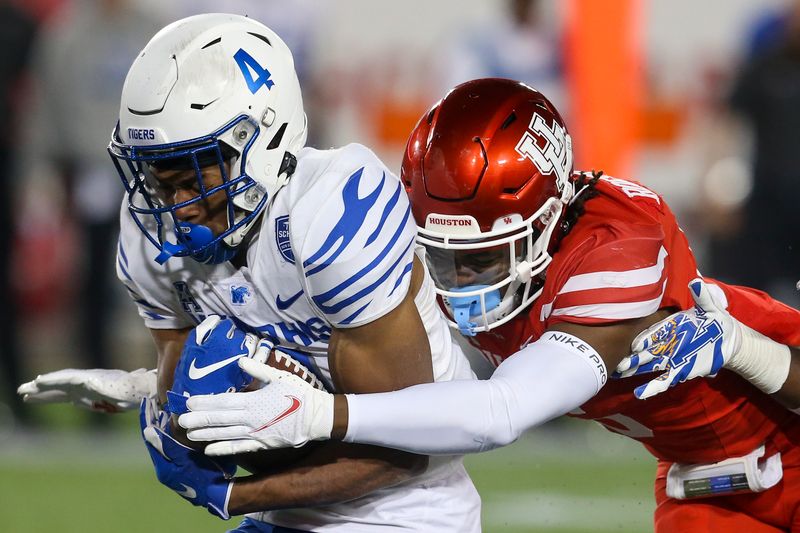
[272,350,325,391]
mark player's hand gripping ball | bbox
[167,315,325,415]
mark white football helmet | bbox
[109,13,307,264]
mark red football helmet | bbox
[401,78,574,335]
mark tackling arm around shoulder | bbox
[180,296,662,460]
[342,330,607,454]
[338,313,662,455]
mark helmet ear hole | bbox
[219,142,240,161]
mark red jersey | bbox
[470,175,800,465]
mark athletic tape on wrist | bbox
[729,325,791,395]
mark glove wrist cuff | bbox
[206,480,233,520]
[728,324,791,394]
[310,393,335,441]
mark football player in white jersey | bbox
[20,13,480,533]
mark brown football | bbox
[260,348,326,391]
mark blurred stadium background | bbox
[1,0,798,531]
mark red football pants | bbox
[654,431,800,532]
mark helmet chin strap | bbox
[447,285,503,337]
[155,221,238,265]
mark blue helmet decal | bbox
[233,48,275,94]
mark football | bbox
[261,348,326,391]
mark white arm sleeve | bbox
[343,331,607,455]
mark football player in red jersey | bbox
[179,79,800,532]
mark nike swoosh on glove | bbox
[168,315,265,415]
[178,358,334,455]
[140,397,235,519]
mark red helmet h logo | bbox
[514,113,572,192]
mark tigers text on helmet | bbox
[401,78,573,335]
[108,13,307,264]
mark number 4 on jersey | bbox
[234,48,275,94]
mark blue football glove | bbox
[140,397,236,519]
[168,315,275,415]
[614,279,741,399]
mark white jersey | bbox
[116,143,480,532]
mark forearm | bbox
[228,442,426,514]
[150,328,192,404]
[341,332,606,455]
[770,347,800,411]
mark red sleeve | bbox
[545,232,668,326]
[709,278,800,346]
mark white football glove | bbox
[178,357,334,455]
[616,279,791,399]
[17,368,157,412]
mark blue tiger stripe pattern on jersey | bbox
[303,167,384,276]
[117,239,169,322]
[117,239,133,282]
[301,164,416,327]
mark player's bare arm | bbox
[146,268,434,514]
[775,348,800,409]
[150,327,192,405]
[226,257,431,514]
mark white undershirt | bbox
[343,331,607,455]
